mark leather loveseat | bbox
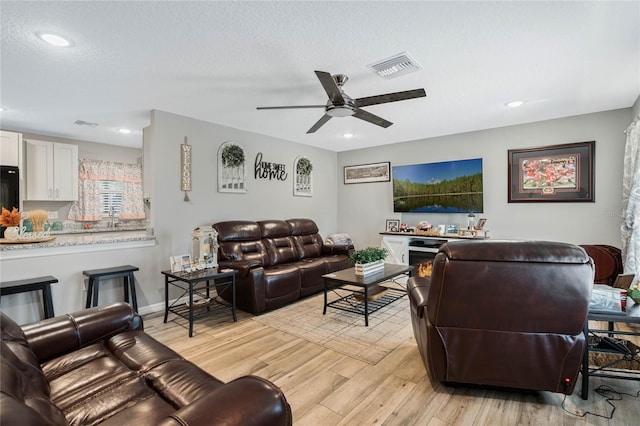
[213,218,353,314]
[1,303,292,426]
[407,240,594,395]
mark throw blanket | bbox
[326,233,353,245]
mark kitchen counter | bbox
[0,229,156,260]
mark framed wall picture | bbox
[344,161,391,184]
[218,141,247,193]
[385,219,400,232]
[294,156,313,197]
[508,141,594,203]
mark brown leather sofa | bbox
[1,303,292,426]
[213,218,353,314]
[407,240,594,395]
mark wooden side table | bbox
[162,268,236,337]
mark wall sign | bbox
[254,152,288,181]
[180,137,191,201]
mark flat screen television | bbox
[392,158,483,213]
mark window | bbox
[99,180,124,217]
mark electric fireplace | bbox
[408,239,447,278]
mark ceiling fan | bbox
[256,71,426,134]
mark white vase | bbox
[4,226,20,240]
[354,260,385,276]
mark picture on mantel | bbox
[218,141,247,193]
[294,156,313,197]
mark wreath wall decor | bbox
[218,142,247,193]
[294,156,313,197]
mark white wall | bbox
[337,108,632,249]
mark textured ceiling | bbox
[1,1,638,152]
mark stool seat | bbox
[83,265,138,312]
[1,276,58,319]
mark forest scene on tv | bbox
[393,158,483,213]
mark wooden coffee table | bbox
[322,263,413,326]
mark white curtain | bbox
[68,159,145,221]
[621,115,640,278]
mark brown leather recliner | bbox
[214,218,353,314]
[579,244,623,285]
[407,240,594,395]
[1,303,292,426]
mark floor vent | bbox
[368,52,422,79]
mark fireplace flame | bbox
[417,261,433,278]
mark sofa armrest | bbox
[218,259,263,278]
[321,244,354,256]
[159,376,292,426]
[407,276,431,319]
[22,302,142,363]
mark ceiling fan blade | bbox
[355,88,426,108]
[353,108,392,128]
[306,114,332,134]
[257,105,325,110]
[315,71,345,106]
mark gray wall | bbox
[337,108,631,249]
[149,110,340,271]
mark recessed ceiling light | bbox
[116,128,132,134]
[36,32,72,47]
[506,101,525,108]
[343,133,354,138]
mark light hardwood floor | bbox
[144,309,640,426]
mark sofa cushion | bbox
[263,264,301,306]
[214,220,268,266]
[260,220,298,265]
[291,233,323,259]
[294,259,328,296]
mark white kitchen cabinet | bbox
[381,235,409,265]
[0,130,22,167]
[25,140,78,201]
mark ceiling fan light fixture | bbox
[326,105,355,117]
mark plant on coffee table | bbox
[349,247,388,264]
[350,247,388,276]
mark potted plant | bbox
[350,247,388,276]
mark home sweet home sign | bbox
[254,152,288,181]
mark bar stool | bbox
[1,276,58,319]
[83,265,139,312]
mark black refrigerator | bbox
[0,165,20,238]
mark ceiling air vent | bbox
[368,51,422,79]
[74,120,99,127]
